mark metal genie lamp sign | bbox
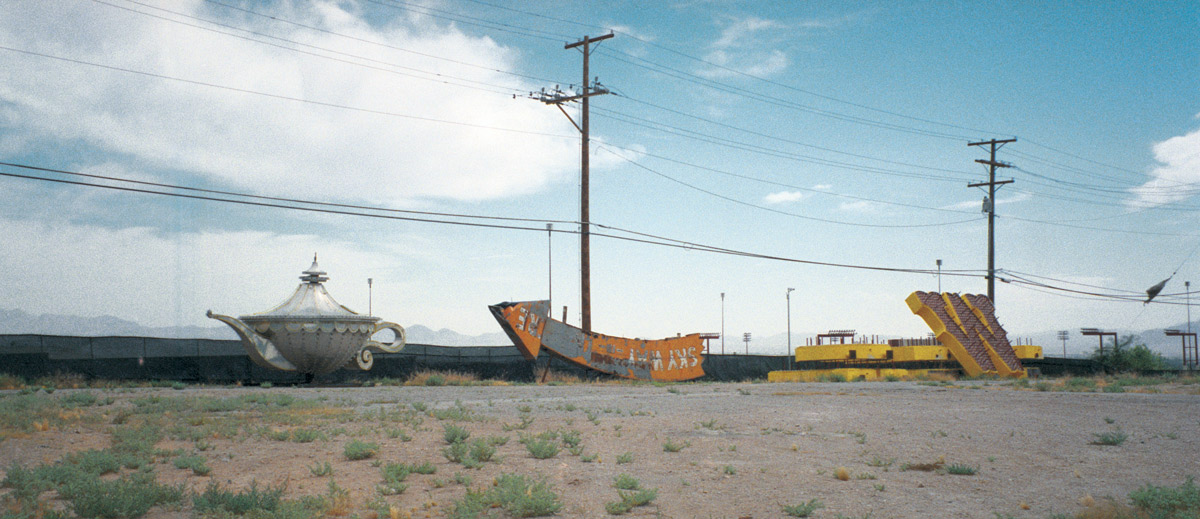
[207,256,405,377]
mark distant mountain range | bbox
[0,308,510,346]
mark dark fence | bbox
[0,335,788,384]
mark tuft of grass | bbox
[291,428,324,443]
[173,454,211,476]
[662,438,691,452]
[782,499,824,518]
[343,440,379,460]
[1091,429,1128,446]
[616,452,634,465]
[308,461,333,477]
[722,465,736,476]
[945,463,977,475]
[835,467,850,481]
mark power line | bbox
[0,45,576,140]
[202,0,566,85]
[90,0,538,97]
[599,146,987,229]
[0,162,987,278]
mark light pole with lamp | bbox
[936,259,942,293]
[1187,281,1192,336]
[367,278,373,316]
[786,288,795,370]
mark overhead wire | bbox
[91,0,542,97]
[598,146,987,229]
[0,162,989,278]
[0,45,577,141]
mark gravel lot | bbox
[2,379,1198,518]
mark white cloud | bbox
[698,16,789,79]
[0,0,576,204]
[812,183,833,190]
[763,190,806,204]
[1128,125,1200,208]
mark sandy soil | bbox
[2,379,1198,519]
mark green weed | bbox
[782,499,824,518]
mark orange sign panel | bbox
[489,300,705,382]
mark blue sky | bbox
[1,1,1197,353]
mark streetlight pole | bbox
[1057,330,1068,358]
[367,278,373,316]
[720,292,725,355]
[936,259,942,293]
[546,223,553,305]
[1187,281,1192,336]
[786,288,795,370]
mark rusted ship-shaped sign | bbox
[490,300,705,381]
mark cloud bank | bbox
[0,0,576,204]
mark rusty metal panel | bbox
[489,300,705,381]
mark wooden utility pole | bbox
[967,138,1015,304]
[537,33,613,334]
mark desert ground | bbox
[1,376,1198,518]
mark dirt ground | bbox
[2,379,1198,519]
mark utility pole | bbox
[968,138,1016,304]
[537,33,613,334]
[786,288,795,370]
[546,223,553,306]
[720,292,725,355]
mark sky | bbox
[1,1,1198,355]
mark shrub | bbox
[945,464,977,475]
[443,424,471,444]
[62,471,183,519]
[450,474,561,518]
[192,480,284,516]
[1092,430,1128,446]
[615,452,633,464]
[343,440,379,460]
[379,463,410,495]
[613,474,640,491]
[1128,476,1200,516]
[173,455,211,476]
[291,429,324,443]
[525,437,560,459]
[782,499,824,518]
[308,461,333,477]
[662,438,690,452]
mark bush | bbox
[782,499,824,517]
[1092,429,1128,446]
[524,438,560,459]
[192,481,284,516]
[443,424,471,444]
[1128,476,1200,516]
[343,440,379,460]
[173,455,211,476]
[1091,335,1166,373]
[944,464,977,475]
[61,471,183,519]
[450,474,561,518]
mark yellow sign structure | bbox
[906,291,1025,377]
